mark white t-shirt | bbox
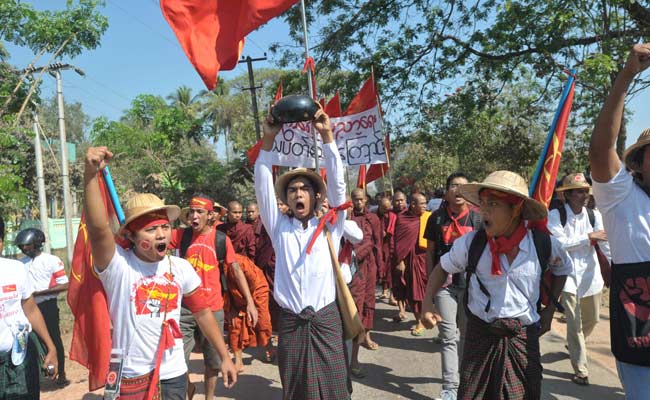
[548,205,606,298]
[97,247,201,380]
[441,231,572,325]
[591,163,650,264]
[0,258,33,352]
[21,253,69,304]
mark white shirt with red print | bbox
[97,247,201,379]
[0,257,33,352]
[21,252,68,304]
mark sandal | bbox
[362,341,379,350]
[411,326,425,336]
[350,367,366,378]
[572,374,589,386]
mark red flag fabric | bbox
[531,80,576,208]
[161,0,298,90]
[67,173,115,391]
[247,140,263,167]
[325,91,342,117]
[344,76,377,115]
[357,165,367,189]
[274,80,283,104]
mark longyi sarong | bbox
[459,313,542,400]
[0,337,40,400]
[277,301,351,400]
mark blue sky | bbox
[6,1,650,148]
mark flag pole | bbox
[298,0,320,173]
[371,66,394,196]
[102,166,125,225]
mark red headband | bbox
[127,211,169,232]
[189,197,213,211]
[479,189,525,206]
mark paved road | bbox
[48,296,624,399]
[199,299,624,400]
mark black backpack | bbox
[557,206,595,228]
[466,228,564,313]
[179,227,228,291]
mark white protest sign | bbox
[269,105,387,168]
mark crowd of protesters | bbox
[0,43,648,400]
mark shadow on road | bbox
[353,362,441,400]
[542,369,624,399]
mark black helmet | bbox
[15,228,46,257]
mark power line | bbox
[107,0,182,50]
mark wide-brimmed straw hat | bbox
[623,128,650,172]
[555,173,591,192]
[459,170,547,220]
[213,202,228,211]
[120,193,180,232]
[275,168,327,206]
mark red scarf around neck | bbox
[442,206,470,244]
[487,222,527,275]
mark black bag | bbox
[179,227,228,291]
[609,261,650,366]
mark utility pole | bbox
[31,109,51,253]
[22,62,85,265]
[239,54,267,140]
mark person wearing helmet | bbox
[0,215,60,398]
[16,228,70,387]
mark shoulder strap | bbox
[558,206,567,227]
[214,230,228,291]
[466,229,492,313]
[179,228,193,259]
[214,230,227,263]
[587,207,595,228]
[531,229,551,273]
[467,229,487,274]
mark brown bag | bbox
[325,228,365,340]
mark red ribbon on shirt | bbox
[306,201,353,254]
[487,222,528,276]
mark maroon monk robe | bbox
[377,211,397,288]
[250,218,279,330]
[393,211,428,313]
[217,220,256,260]
[349,209,382,330]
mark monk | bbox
[248,202,279,331]
[377,197,397,301]
[348,188,382,377]
[393,193,431,335]
[224,253,273,372]
[218,201,256,259]
[391,190,409,321]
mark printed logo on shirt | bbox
[2,285,16,293]
[186,254,216,272]
[620,277,650,323]
[132,276,179,317]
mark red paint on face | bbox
[138,239,152,251]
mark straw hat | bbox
[274,168,327,206]
[623,128,650,172]
[121,193,180,232]
[213,202,228,212]
[459,170,547,220]
[555,173,591,192]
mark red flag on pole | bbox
[67,173,115,391]
[324,91,342,117]
[274,79,283,103]
[344,76,377,115]
[356,165,367,189]
[161,0,299,90]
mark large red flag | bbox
[325,91,342,117]
[274,79,283,103]
[356,165,367,189]
[161,0,299,90]
[67,173,116,391]
[344,76,377,115]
